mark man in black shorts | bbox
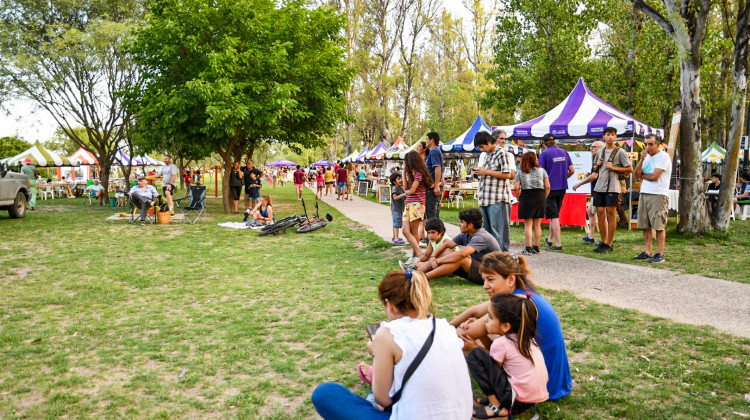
[415,208,500,284]
[538,133,574,250]
[591,127,633,253]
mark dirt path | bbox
[317,190,750,338]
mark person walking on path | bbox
[632,134,672,264]
[293,165,306,201]
[20,157,38,210]
[591,127,632,254]
[539,133,574,251]
[573,141,605,244]
[424,132,444,222]
[473,131,513,252]
[335,164,347,200]
[514,153,550,255]
[161,154,178,215]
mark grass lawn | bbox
[359,192,750,284]
[1,187,749,418]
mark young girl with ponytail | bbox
[466,294,548,418]
[312,269,472,419]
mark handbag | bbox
[383,316,436,412]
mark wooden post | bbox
[214,166,219,197]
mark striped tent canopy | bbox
[387,133,427,159]
[495,78,664,141]
[366,142,388,160]
[383,137,408,159]
[132,155,164,166]
[312,159,335,167]
[113,150,131,166]
[1,141,78,167]
[507,144,530,156]
[440,115,491,152]
[353,148,369,162]
[341,150,359,163]
[69,147,98,165]
[266,158,297,167]
[702,142,726,164]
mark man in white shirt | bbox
[633,134,672,263]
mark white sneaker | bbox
[404,256,417,268]
[398,261,407,271]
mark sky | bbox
[0,0,474,144]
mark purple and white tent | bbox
[366,142,388,160]
[312,158,335,167]
[440,115,492,153]
[266,158,297,167]
[353,148,369,163]
[495,78,664,141]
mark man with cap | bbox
[129,175,159,225]
[20,157,38,210]
[161,154,178,215]
[538,133,574,250]
[84,179,106,206]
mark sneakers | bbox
[582,236,595,243]
[532,245,540,254]
[548,246,562,251]
[632,251,652,261]
[593,243,613,253]
[398,260,407,271]
[243,209,251,222]
[649,253,665,263]
[140,221,145,226]
[403,256,418,268]
[544,238,552,247]
[521,247,533,255]
[392,238,405,245]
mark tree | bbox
[128,0,353,211]
[0,0,143,202]
[630,0,712,233]
[46,127,94,156]
[0,135,31,158]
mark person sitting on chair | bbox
[129,175,159,226]
[85,179,105,206]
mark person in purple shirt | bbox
[538,133,574,250]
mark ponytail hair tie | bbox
[526,291,531,300]
[405,269,413,281]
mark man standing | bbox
[473,131,512,252]
[293,164,306,200]
[592,127,632,253]
[492,129,516,179]
[243,160,263,211]
[633,134,672,263]
[539,133,574,251]
[572,141,605,243]
[161,154,178,215]
[424,132,444,221]
[20,157,37,211]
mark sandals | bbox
[473,402,505,419]
[357,362,373,385]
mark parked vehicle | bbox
[0,162,31,219]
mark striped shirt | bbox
[406,171,426,204]
[477,146,511,206]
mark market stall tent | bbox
[387,133,427,159]
[1,141,78,167]
[702,142,726,164]
[495,78,665,141]
[65,147,99,180]
[383,137,408,158]
[266,158,298,167]
[366,142,388,160]
[312,159,335,167]
[440,115,492,153]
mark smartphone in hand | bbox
[366,323,381,340]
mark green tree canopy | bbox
[128,0,353,210]
[0,135,31,158]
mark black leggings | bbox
[466,348,533,415]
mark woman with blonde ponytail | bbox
[312,269,472,420]
[450,251,572,401]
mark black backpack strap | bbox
[384,316,436,411]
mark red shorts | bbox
[295,183,304,191]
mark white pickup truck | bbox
[0,162,31,218]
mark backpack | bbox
[594,146,628,192]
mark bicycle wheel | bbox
[296,219,327,233]
[259,218,298,236]
[261,216,298,232]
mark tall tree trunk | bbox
[676,57,708,233]
[715,0,750,231]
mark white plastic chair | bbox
[449,192,464,208]
[40,185,54,200]
[739,204,750,221]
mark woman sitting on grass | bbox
[312,269,472,419]
[246,195,274,224]
[451,251,572,401]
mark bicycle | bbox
[296,200,333,233]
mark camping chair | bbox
[128,195,157,225]
[175,185,206,224]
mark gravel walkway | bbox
[317,190,750,338]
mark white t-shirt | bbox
[639,150,672,196]
[381,315,472,420]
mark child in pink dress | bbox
[464,293,549,418]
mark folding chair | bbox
[128,195,156,224]
[175,185,206,224]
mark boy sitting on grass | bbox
[411,218,452,271]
